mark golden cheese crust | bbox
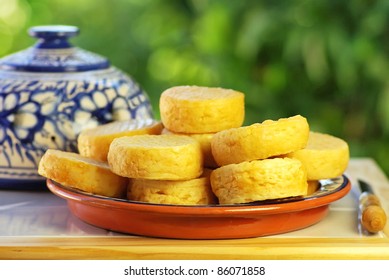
[77,119,163,162]
[287,131,349,180]
[108,134,203,180]
[211,115,309,166]
[161,128,218,168]
[128,169,217,205]
[210,158,308,204]
[38,149,128,198]
[159,85,245,133]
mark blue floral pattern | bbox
[0,68,153,176]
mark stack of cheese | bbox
[210,115,310,204]
[38,119,164,198]
[109,86,245,205]
[38,85,350,206]
[210,116,349,204]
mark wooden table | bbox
[0,158,388,260]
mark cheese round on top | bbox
[211,115,309,166]
[108,134,203,180]
[287,131,349,180]
[210,158,308,205]
[77,119,163,162]
[38,149,128,198]
[159,86,245,133]
[128,169,217,205]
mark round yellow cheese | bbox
[77,119,163,162]
[287,131,349,180]
[38,149,128,198]
[108,134,203,180]
[211,115,309,166]
[210,158,308,204]
[159,85,245,133]
[128,169,217,205]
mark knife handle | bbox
[359,192,387,233]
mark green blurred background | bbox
[1,0,389,175]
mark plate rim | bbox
[46,175,351,217]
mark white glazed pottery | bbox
[0,25,153,188]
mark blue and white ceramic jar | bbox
[0,25,153,188]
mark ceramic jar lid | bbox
[0,25,110,72]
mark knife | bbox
[358,179,387,233]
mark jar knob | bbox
[28,25,79,49]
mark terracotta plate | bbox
[46,175,351,239]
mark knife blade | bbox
[358,179,387,233]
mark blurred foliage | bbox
[2,0,389,175]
